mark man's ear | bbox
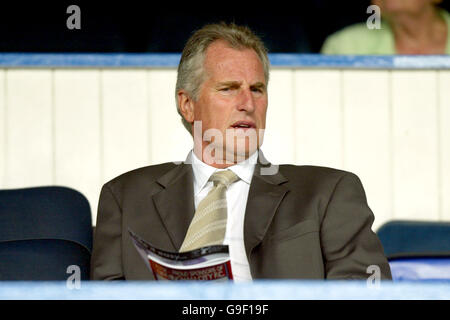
[177,90,195,124]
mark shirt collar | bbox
[186,150,258,196]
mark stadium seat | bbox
[0,186,93,280]
[377,220,450,281]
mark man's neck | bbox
[193,148,257,169]
[388,7,447,54]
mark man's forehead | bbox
[204,40,259,62]
[203,40,265,81]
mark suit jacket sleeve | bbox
[320,173,392,280]
[90,184,125,280]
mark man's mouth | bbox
[230,121,256,129]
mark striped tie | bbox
[179,170,239,252]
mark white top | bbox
[186,150,258,282]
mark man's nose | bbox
[236,88,255,112]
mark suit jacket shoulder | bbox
[250,164,391,280]
[277,164,364,221]
[103,162,178,203]
[278,164,352,187]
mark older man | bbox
[91,22,392,281]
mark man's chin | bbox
[196,136,261,166]
[223,146,258,164]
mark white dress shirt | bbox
[186,150,258,282]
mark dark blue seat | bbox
[377,220,450,281]
[0,186,93,280]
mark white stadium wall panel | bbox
[0,54,448,230]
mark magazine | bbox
[128,229,233,281]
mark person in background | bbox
[321,0,450,54]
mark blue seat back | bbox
[377,220,450,281]
[377,220,450,258]
[0,186,92,280]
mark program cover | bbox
[128,229,233,281]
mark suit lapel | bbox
[244,151,289,260]
[152,163,195,251]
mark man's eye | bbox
[219,87,235,94]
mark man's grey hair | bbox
[175,22,270,133]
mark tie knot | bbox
[209,170,239,188]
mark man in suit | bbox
[91,22,392,280]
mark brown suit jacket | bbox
[91,153,392,280]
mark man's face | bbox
[191,40,268,165]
